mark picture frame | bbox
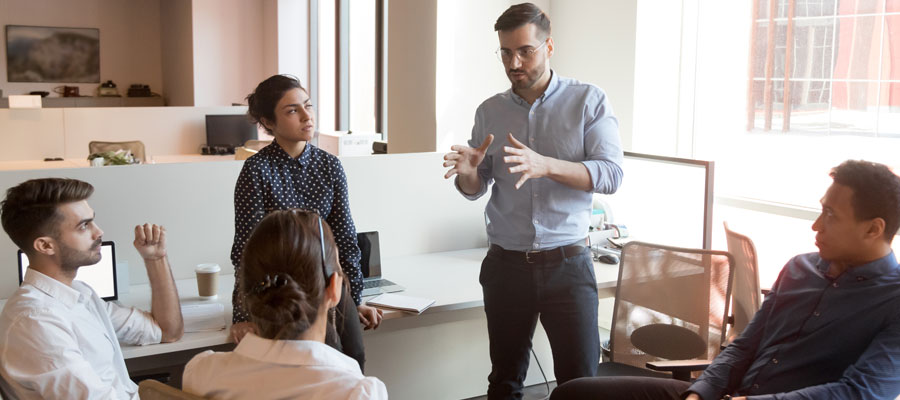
[5,25,100,83]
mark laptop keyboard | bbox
[364,279,397,289]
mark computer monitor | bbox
[598,152,714,249]
[17,241,118,301]
[357,231,382,278]
[205,115,258,149]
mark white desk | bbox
[2,247,620,399]
[119,247,621,359]
[0,155,234,172]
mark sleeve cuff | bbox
[685,380,724,400]
[455,175,486,200]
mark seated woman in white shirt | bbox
[183,209,387,399]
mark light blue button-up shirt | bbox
[457,71,623,251]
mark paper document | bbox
[367,293,435,314]
[181,302,226,332]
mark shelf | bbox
[0,97,165,108]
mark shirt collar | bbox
[509,69,559,107]
[265,139,313,167]
[816,251,899,282]
[22,268,86,306]
[233,333,361,373]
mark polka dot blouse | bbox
[231,140,363,323]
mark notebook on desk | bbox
[18,241,118,301]
[358,231,404,297]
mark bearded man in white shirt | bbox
[0,178,183,399]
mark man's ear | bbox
[546,37,554,58]
[33,236,57,256]
[866,217,886,241]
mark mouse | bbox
[597,254,619,264]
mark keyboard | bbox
[364,279,398,289]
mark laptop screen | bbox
[357,231,381,279]
[17,241,118,301]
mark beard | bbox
[58,238,102,272]
[507,62,546,90]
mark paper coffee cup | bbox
[195,263,221,299]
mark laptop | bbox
[358,231,404,296]
[17,241,119,301]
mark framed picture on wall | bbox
[5,25,100,83]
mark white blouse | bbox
[0,269,162,400]
[183,333,388,400]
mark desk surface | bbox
[0,155,234,171]
[1,247,620,359]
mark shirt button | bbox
[813,311,821,317]
[533,243,539,249]
[533,219,539,224]
[533,193,538,198]
[772,358,778,364]
[832,282,839,288]
[752,384,759,389]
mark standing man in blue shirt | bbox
[443,3,624,399]
[551,159,900,400]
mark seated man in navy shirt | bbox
[551,159,900,400]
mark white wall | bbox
[160,0,195,106]
[0,152,489,299]
[0,0,165,100]
[191,0,276,106]
[276,0,310,83]
[549,0,637,151]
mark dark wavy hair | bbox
[0,178,94,254]
[246,74,306,133]
[239,209,342,340]
[830,160,900,242]
[494,3,551,38]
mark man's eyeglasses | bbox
[496,39,549,63]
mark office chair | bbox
[88,140,146,163]
[599,241,735,381]
[138,380,204,400]
[722,222,762,342]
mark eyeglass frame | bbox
[495,38,550,63]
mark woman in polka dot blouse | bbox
[229,75,383,367]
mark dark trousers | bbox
[549,377,690,400]
[481,245,600,400]
[326,284,366,371]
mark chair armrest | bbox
[646,359,711,381]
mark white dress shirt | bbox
[0,269,161,400]
[183,333,388,400]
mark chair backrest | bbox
[88,140,146,163]
[723,222,762,342]
[138,380,205,400]
[609,241,734,370]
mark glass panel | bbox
[349,0,377,133]
[832,16,882,80]
[758,0,771,20]
[879,82,900,136]
[790,20,836,79]
[886,15,900,81]
[831,81,878,135]
[751,81,768,130]
[753,25,771,78]
[838,0,882,15]
[797,0,838,17]
[788,80,832,132]
[888,0,900,12]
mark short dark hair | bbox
[0,178,94,254]
[494,3,551,38]
[239,209,343,340]
[246,75,306,133]
[830,160,900,242]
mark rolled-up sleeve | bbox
[106,301,162,346]
[582,89,623,194]
[456,104,494,200]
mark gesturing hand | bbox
[503,133,549,189]
[443,134,495,179]
[134,223,167,261]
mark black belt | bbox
[490,241,587,264]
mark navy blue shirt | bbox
[689,251,900,399]
[231,141,363,323]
